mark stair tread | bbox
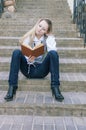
[0,91,85,116]
[0,115,86,130]
[0,71,86,82]
[0,0,86,118]
[1,57,86,64]
[0,36,82,39]
[0,46,85,50]
[1,91,86,105]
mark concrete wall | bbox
[67,0,74,14]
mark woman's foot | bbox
[51,86,64,102]
[4,86,17,101]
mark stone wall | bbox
[4,0,16,12]
[67,0,74,14]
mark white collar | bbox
[34,36,44,42]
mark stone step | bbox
[2,3,72,19]
[16,0,68,5]
[0,115,86,130]
[57,38,84,47]
[0,71,86,92]
[0,46,85,58]
[16,0,70,8]
[0,37,83,47]
[1,63,86,73]
[0,91,86,116]
[1,80,86,93]
[0,57,86,73]
[0,0,85,121]
[16,9,70,14]
[0,21,75,26]
[16,5,70,12]
[17,0,67,1]
[0,16,72,22]
[0,30,78,38]
[58,48,86,58]
[16,4,71,10]
[0,24,75,32]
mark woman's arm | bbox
[46,35,57,51]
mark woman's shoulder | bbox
[46,34,55,41]
[47,34,55,38]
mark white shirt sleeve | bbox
[46,35,57,52]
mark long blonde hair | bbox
[19,18,52,45]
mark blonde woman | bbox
[4,18,64,102]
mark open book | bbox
[21,43,44,57]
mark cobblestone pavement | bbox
[0,115,86,130]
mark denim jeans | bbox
[8,49,60,87]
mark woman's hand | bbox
[28,55,35,63]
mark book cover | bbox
[21,43,44,57]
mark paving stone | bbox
[23,125,32,130]
[33,125,43,130]
[0,124,11,130]
[77,126,86,130]
[0,115,86,129]
[55,125,65,130]
[44,124,54,130]
[10,124,22,130]
[35,94,44,104]
[1,91,86,105]
[66,126,76,130]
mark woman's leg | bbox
[29,50,64,101]
[45,50,64,101]
[8,49,28,86]
[4,49,28,101]
[29,50,60,85]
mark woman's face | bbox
[35,20,49,38]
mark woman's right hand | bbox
[28,55,35,63]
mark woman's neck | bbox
[35,34,43,40]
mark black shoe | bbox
[4,86,17,101]
[51,86,64,102]
[13,86,18,95]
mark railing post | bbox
[73,0,86,47]
[73,0,77,23]
[0,0,4,17]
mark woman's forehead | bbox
[39,20,48,27]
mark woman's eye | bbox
[43,28,46,31]
[39,25,41,27]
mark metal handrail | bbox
[0,0,4,17]
[73,0,86,47]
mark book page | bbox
[33,43,44,50]
[21,43,44,57]
[22,43,32,50]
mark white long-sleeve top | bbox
[23,35,57,64]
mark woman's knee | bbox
[48,50,59,58]
[12,49,22,57]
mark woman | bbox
[4,18,64,102]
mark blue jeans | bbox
[8,49,60,87]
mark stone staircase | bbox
[0,0,86,129]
